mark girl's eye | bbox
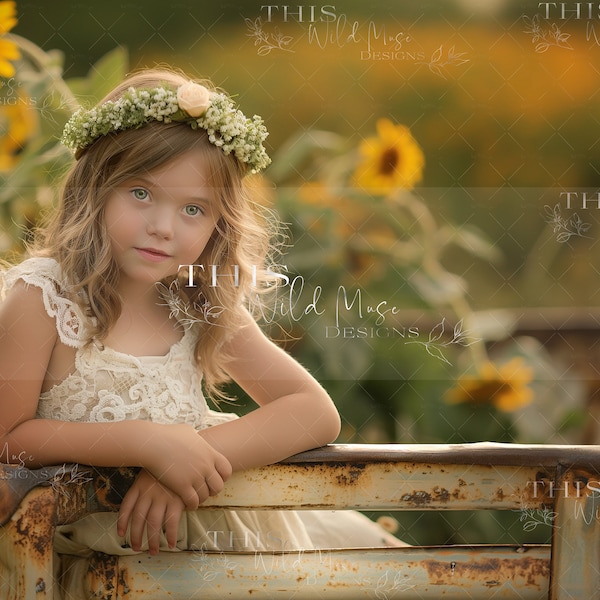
[132,188,149,201]
[184,205,204,217]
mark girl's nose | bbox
[146,206,175,239]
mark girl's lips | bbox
[135,248,172,263]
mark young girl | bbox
[0,68,400,595]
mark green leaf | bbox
[409,270,466,306]
[268,130,345,182]
[447,224,503,262]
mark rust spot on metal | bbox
[335,466,365,486]
[55,475,90,525]
[401,487,451,506]
[0,465,14,525]
[450,482,470,501]
[401,490,432,506]
[13,489,56,560]
[118,565,131,596]
[87,552,118,597]
[433,486,450,502]
[423,554,550,589]
[0,466,49,526]
[0,499,17,527]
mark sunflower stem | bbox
[6,33,79,112]
[387,189,488,368]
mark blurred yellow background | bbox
[3,0,600,544]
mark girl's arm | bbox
[197,309,341,471]
[117,308,341,551]
[119,309,340,551]
[0,281,231,508]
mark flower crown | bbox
[61,82,271,173]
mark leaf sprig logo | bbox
[417,45,470,79]
[523,14,572,52]
[522,4,600,50]
[517,507,558,531]
[406,318,480,366]
[544,203,591,243]
[245,17,294,55]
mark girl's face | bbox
[104,148,220,290]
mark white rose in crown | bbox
[177,82,212,117]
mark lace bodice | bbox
[0,257,233,428]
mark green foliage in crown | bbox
[61,83,271,173]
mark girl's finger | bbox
[164,502,183,549]
[194,480,211,505]
[205,471,225,496]
[216,455,233,482]
[117,487,140,538]
[129,497,152,551]
[145,502,166,556]
[179,485,200,511]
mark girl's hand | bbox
[117,469,185,555]
[142,423,232,510]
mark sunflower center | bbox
[378,147,400,176]
[458,380,507,404]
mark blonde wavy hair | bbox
[34,68,280,400]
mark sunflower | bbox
[0,94,36,170]
[353,118,425,194]
[445,357,534,413]
[0,1,19,78]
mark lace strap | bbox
[0,257,88,348]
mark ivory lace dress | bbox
[1,258,399,559]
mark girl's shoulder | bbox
[0,257,67,307]
[1,256,62,292]
[0,256,89,348]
